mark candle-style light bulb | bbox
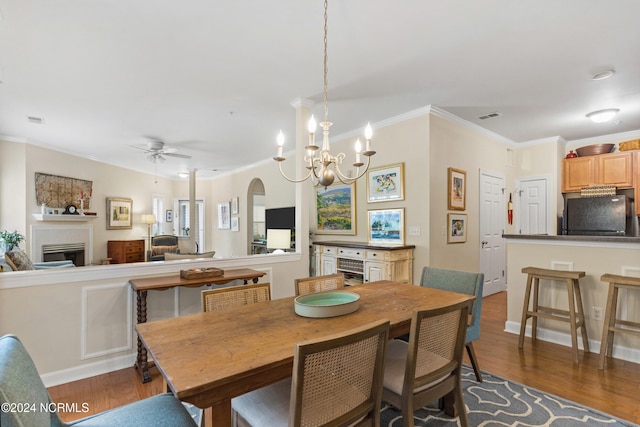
[354,138,362,166]
[363,123,375,155]
[365,123,373,140]
[306,115,318,149]
[275,131,285,159]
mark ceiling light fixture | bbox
[586,108,620,123]
[178,172,189,178]
[273,0,375,187]
[591,69,616,81]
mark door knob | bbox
[481,240,488,248]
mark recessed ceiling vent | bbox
[27,116,45,124]
[477,112,502,120]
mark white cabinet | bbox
[313,242,414,285]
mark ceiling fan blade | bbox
[165,152,192,159]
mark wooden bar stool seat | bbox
[518,267,589,363]
[598,274,640,369]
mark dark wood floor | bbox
[48,291,640,424]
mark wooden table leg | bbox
[209,400,232,427]
[134,290,152,383]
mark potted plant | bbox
[0,230,25,251]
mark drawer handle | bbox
[372,253,377,257]
[356,252,360,255]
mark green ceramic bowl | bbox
[294,290,360,318]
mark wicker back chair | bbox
[295,273,345,296]
[383,300,471,427]
[201,282,271,312]
[232,319,390,427]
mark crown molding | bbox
[429,106,516,146]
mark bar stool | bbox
[598,274,640,369]
[518,267,589,363]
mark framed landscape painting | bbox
[367,208,404,245]
[106,197,132,230]
[448,167,466,210]
[367,163,405,203]
[315,183,356,235]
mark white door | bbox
[480,170,506,296]
[517,176,549,234]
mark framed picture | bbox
[367,163,405,203]
[447,213,467,243]
[315,183,356,235]
[166,209,173,223]
[218,202,230,229]
[106,197,133,230]
[231,197,239,215]
[231,216,239,232]
[367,208,405,245]
[448,167,466,210]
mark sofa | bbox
[1,247,75,271]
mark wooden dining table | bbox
[136,280,474,427]
[129,268,266,383]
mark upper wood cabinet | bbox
[562,156,596,192]
[562,151,634,193]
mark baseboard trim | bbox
[42,353,136,388]
[505,321,640,364]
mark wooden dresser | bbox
[313,241,415,285]
[107,239,145,264]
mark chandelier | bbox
[274,0,375,187]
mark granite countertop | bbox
[503,234,640,244]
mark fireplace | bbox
[30,224,93,265]
[42,243,86,266]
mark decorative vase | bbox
[565,150,577,159]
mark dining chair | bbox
[0,334,198,427]
[419,266,484,382]
[294,273,345,296]
[382,300,471,427]
[201,282,271,312]
[231,319,390,427]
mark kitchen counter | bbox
[504,235,640,365]
[503,234,640,244]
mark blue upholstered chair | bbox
[0,335,198,427]
[419,266,484,382]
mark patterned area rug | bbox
[381,365,638,426]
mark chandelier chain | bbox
[273,0,374,187]
[323,0,329,124]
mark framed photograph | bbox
[315,183,356,235]
[106,197,133,230]
[218,202,230,229]
[367,208,405,245]
[448,167,466,210]
[231,197,239,215]
[367,163,405,203]
[165,209,173,223]
[447,213,467,243]
[231,216,239,232]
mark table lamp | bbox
[266,229,291,254]
[141,214,157,261]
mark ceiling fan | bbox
[133,138,192,163]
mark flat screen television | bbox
[265,207,295,230]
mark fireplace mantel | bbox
[32,214,98,222]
